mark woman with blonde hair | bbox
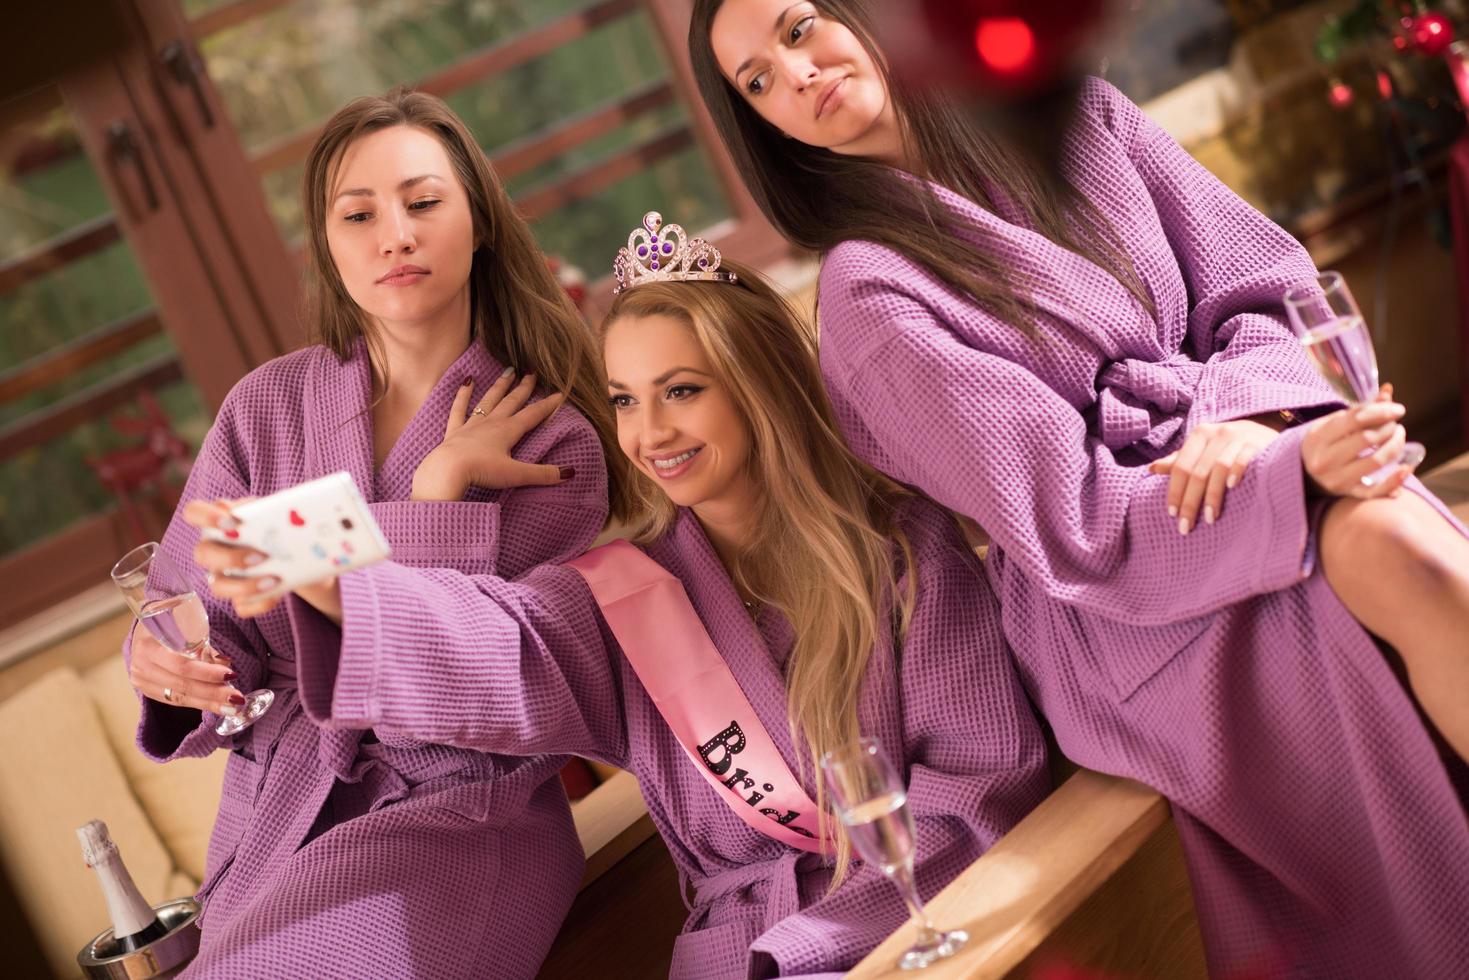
[188,212,1051,977]
[122,87,631,977]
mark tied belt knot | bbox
[240,657,366,781]
[1095,352,1203,453]
[692,850,807,933]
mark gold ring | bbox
[470,408,488,418]
[162,686,181,704]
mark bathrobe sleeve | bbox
[289,560,630,769]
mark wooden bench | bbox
[543,450,1469,980]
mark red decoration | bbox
[1329,78,1356,109]
[85,392,193,545]
[545,255,586,312]
[1377,69,1395,100]
[974,17,1037,75]
[876,0,1110,96]
[1409,12,1456,57]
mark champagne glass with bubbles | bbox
[821,737,968,970]
[111,542,273,735]
[1283,272,1426,485]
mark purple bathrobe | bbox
[288,499,1051,979]
[816,77,1469,978]
[122,337,609,979]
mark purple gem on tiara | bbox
[651,260,660,270]
[698,258,708,268]
[662,242,674,255]
[637,245,648,258]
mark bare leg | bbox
[1319,492,1469,762]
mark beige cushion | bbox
[0,669,179,979]
[82,656,226,883]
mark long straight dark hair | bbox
[689,0,1153,331]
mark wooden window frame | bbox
[1,0,791,627]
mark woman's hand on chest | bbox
[411,369,574,500]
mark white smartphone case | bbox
[201,472,391,594]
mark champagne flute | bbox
[821,737,968,970]
[1283,271,1426,486]
[111,542,274,736]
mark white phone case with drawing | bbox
[201,472,391,595]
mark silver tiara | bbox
[612,211,738,294]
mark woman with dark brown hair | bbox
[120,87,628,977]
[691,2,1469,978]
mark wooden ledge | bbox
[848,770,1203,979]
[570,768,655,888]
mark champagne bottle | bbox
[77,820,170,953]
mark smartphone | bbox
[201,472,391,595]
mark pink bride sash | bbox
[565,541,834,855]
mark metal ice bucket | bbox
[77,897,201,979]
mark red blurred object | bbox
[1376,69,1395,100]
[1328,78,1356,108]
[85,392,193,545]
[546,254,587,312]
[975,17,1037,75]
[877,0,1109,97]
[1409,11,1456,57]
[1029,960,1119,980]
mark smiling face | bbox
[324,125,476,334]
[709,0,900,162]
[603,312,754,515]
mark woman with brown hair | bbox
[690,2,1469,977]
[121,87,629,977]
[187,214,1051,977]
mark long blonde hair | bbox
[301,86,635,522]
[602,261,915,883]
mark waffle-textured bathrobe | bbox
[816,77,1469,978]
[123,337,608,979]
[290,500,1051,979]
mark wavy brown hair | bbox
[301,86,634,521]
[602,260,916,884]
[689,0,1153,332]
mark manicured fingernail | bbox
[256,576,281,591]
[500,367,515,379]
[1360,474,1377,488]
[228,694,247,706]
[1167,505,1178,518]
[219,515,241,531]
[1204,506,1215,525]
[1178,517,1191,535]
[223,671,238,683]
[1226,474,1238,489]
[461,376,473,387]
[559,466,575,481]
[219,704,240,717]
[243,553,265,566]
